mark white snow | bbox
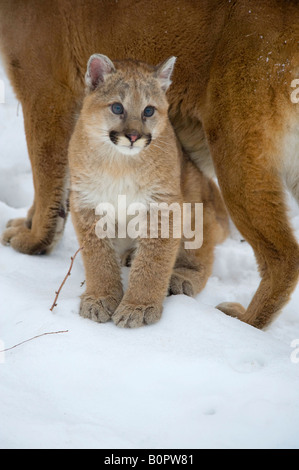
[0,62,299,450]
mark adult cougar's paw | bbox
[80,294,121,323]
[6,217,32,229]
[112,302,163,328]
[1,224,48,255]
[216,302,246,319]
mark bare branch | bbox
[50,246,84,311]
[50,219,98,312]
[0,330,69,353]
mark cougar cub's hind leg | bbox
[120,247,137,267]
[169,163,229,297]
[169,248,211,297]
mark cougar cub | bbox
[68,54,228,328]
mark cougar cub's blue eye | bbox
[143,106,155,117]
[111,102,124,115]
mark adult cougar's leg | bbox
[205,116,299,329]
[1,84,77,254]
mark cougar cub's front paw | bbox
[112,302,163,328]
[80,294,121,323]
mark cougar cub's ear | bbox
[154,56,177,92]
[85,53,116,90]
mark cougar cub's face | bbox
[84,54,176,156]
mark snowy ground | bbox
[0,62,299,450]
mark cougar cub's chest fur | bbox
[72,164,155,215]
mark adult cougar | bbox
[0,0,298,329]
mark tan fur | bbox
[68,56,228,327]
[0,0,298,328]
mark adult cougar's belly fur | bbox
[0,0,298,328]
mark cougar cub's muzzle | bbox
[109,130,152,154]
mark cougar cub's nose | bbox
[125,131,141,144]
